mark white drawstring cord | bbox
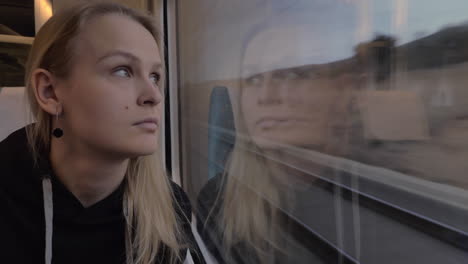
[42,176,53,264]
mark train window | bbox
[0,0,35,87]
[1,0,37,140]
[171,0,468,263]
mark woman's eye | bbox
[113,67,131,78]
[245,74,263,86]
[150,73,161,85]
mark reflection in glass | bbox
[177,1,468,263]
[0,42,30,87]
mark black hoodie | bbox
[0,126,203,264]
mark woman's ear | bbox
[31,68,61,115]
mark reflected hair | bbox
[24,2,185,264]
[211,22,362,263]
[212,21,289,263]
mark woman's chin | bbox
[123,141,158,158]
[124,149,157,159]
[252,134,325,151]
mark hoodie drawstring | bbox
[42,176,53,264]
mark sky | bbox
[178,0,468,81]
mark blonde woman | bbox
[196,22,361,264]
[0,2,202,264]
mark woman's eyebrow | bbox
[241,65,260,77]
[96,50,162,68]
[152,64,163,71]
[97,50,138,63]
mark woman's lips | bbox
[256,117,309,129]
[257,119,285,129]
[134,118,159,132]
[135,122,158,131]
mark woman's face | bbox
[241,29,343,149]
[54,14,163,158]
[241,65,343,151]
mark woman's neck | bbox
[49,139,129,208]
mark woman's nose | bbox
[137,78,163,107]
[257,76,283,105]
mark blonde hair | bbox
[213,34,361,263]
[24,2,185,263]
[216,111,283,263]
[217,84,357,263]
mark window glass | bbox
[0,1,34,139]
[176,1,468,263]
[0,0,34,87]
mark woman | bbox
[0,2,202,264]
[196,22,361,264]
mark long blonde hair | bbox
[24,2,184,263]
[215,29,361,263]
[217,108,283,263]
[218,78,358,263]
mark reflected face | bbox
[55,14,163,158]
[239,25,355,151]
[241,65,343,150]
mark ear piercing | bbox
[52,106,63,138]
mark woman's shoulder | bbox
[167,180,206,264]
[195,174,226,230]
[0,126,39,184]
[169,180,192,220]
[197,174,225,210]
[0,126,28,160]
